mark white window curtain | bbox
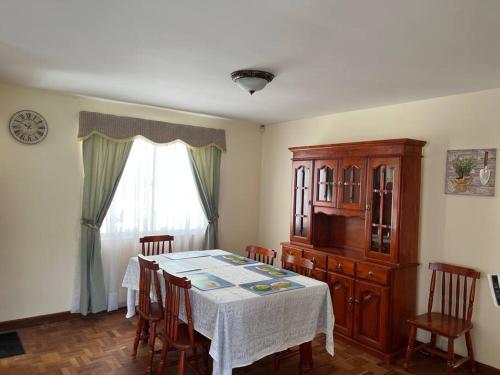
[100,139,207,311]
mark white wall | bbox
[0,83,262,322]
[258,88,500,368]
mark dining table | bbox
[122,249,334,375]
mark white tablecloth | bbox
[122,250,334,375]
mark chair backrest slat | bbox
[282,254,315,277]
[428,262,480,322]
[246,245,277,266]
[427,269,436,314]
[463,276,468,320]
[137,255,164,319]
[441,271,445,314]
[162,271,195,346]
[448,272,452,315]
[140,235,175,256]
[467,278,477,322]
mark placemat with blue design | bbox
[212,254,258,266]
[244,264,298,278]
[187,272,235,291]
[240,279,304,296]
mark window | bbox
[101,139,207,310]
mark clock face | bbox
[9,110,48,144]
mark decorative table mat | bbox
[187,272,235,291]
[162,251,210,260]
[212,253,258,266]
[240,279,305,296]
[244,264,298,278]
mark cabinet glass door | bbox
[313,160,337,207]
[366,158,400,261]
[338,158,366,210]
[291,161,313,243]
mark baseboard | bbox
[0,311,75,332]
[0,307,129,333]
[477,362,500,375]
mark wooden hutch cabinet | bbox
[282,139,426,361]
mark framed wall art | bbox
[445,148,496,196]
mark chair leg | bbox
[132,316,144,357]
[465,332,477,373]
[447,337,455,375]
[404,325,417,369]
[430,333,436,348]
[143,320,151,343]
[178,350,186,375]
[427,333,437,358]
[146,322,157,375]
[157,340,169,375]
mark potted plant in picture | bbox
[452,156,475,192]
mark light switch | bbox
[488,274,500,307]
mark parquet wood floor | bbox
[0,310,491,374]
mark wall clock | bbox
[9,110,48,144]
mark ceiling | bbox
[1,1,500,124]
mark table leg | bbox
[299,341,313,374]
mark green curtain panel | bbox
[188,146,222,249]
[80,135,133,315]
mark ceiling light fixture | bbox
[231,70,275,95]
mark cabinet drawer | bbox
[356,263,391,285]
[302,249,327,270]
[328,256,355,276]
[312,269,327,282]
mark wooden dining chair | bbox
[246,245,277,265]
[132,255,164,375]
[281,254,315,277]
[404,262,480,374]
[140,235,174,255]
[274,254,316,374]
[156,271,211,375]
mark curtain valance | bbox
[78,111,227,151]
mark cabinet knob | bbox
[347,297,354,305]
[365,204,371,211]
[354,299,360,304]
[337,263,343,270]
[368,271,374,277]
